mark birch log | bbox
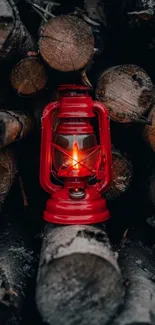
[36,224,124,325]
[113,240,155,325]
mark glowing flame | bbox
[72,142,79,169]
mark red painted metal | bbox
[40,85,112,224]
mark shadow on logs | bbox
[36,224,124,325]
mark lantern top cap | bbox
[58,84,91,92]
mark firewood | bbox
[0,0,36,60]
[10,57,48,96]
[39,15,95,72]
[84,0,106,25]
[106,150,133,200]
[0,219,38,324]
[143,104,155,151]
[113,240,155,325]
[0,148,17,204]
[36,224,124,325]
[96,65,153,123]
[0,110,34,149]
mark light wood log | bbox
[39,15,94,72]
[96,65,153,123]
[36,224,124,325]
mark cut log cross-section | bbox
[39,15,95,72]
[96,65,153,124]
[10,57,48,96]
[36,224,124,325]
[0,110,34,149]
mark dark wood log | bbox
[148,168,155,207]
[0,218,38,324]
[96,65,153,123]
[143,104,155,151]
[0,0,36,60]
[36,224,124,325]
[10,57,48,96]
[84,0,106,25]
[0,110,34,148]
[113,239,155,325]
[106,150,133,200]
[0,148,17,205]
[39,15,95,72]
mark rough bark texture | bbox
[0,110,34,148]
[113,240,155,325]
[0,148,17,204]
[96,64,153,123]
[106,150,133,200]
[36,224,124,325]
[10,57,47,96]
[0,0,36,60]
[39,15,95,72]
[0,219,38,325]
[143,104,155,151]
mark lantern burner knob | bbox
[69,188,85,200]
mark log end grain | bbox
[10,57,47,96]
[36,253,123,325]
[96,65,153,123]
[39,15,95,72]
[36,225,124,325]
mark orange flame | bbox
[72,142,79,169]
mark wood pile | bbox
[0,0,155,324]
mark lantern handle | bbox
[93,101,112,193]
[40,101,61,194]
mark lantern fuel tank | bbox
[40,85,112,224]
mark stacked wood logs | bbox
[0,0,155,325]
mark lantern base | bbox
[42,188,111,225]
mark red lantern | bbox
[40,85,112,224]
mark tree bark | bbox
[0,0,36,60]
[106,150,133,200]
[0,148,17,204]
[0,110,34,149]
[10,57,47,96]
[39,15,95,72]
[0,219,38,324]
[36,224,124,325]
[113,240,155,325]
[96,65,153,124]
